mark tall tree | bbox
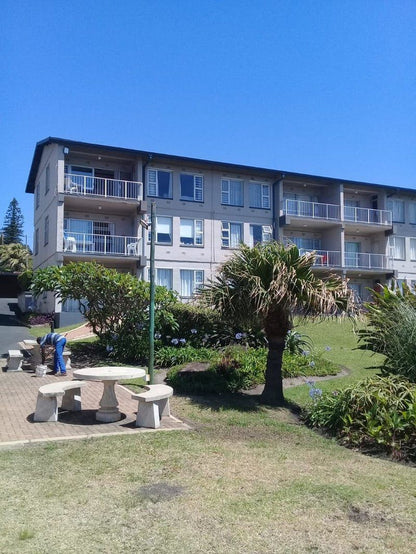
[2,198,24,244]
[198,242,354,406]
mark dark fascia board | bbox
[25,136,410,195]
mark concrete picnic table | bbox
[73,366,146,422]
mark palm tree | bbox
[0,242,32,273]
[198,242,354,406]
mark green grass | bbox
[28,322,83,339]
[284,317,385,406]
[2,318,415,553]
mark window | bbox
[34,228,39,255]
[387,199,404,223]
[389,236,405,260]
[35,183,40,209]
[221,179,243,206]
[289,237,321,250]
[180,219,203,246]
[156,268,173,290]
[180,269,204,297]
[152,216,172,244]
[222,221,242,248]
[410,238,416,261]
[180,174,203,202]
[249,224,272,246]
[45,165,50,194]
[44,216,49,246]
[249,182,270,209]
[148,169,172,198]
[409,202,416,224]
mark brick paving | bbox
[0,358,191,449]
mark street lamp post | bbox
[148,201,156,384]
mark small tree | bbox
[31,262,179,361]
[2,198,24,244]
[198,242,354,406]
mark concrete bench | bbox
[7,350,24,371]
[34,380,87,422]
[131,384,173,429]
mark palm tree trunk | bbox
[260,337,285,406]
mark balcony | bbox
[344,252,393,271]
[284,200,340,221]
[63,233,142,257]
[344,206,392,226]
[64,174,143,200]
[299,249,341,268]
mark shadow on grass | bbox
[175,389,302,417]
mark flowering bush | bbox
[24,312,54,326]
[304,375,416,462]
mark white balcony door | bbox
[345,242,360,267]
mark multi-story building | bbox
[26,137,416,326]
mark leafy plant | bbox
[358,282,416,381]
[155,345,215,367]
[285,330,313,355]
[304,375,416,462]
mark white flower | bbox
[180,338,186,344]
[191,328,198,334]
[171,338,179,345]
[154,332,161,339]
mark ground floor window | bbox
[180,269,204,297]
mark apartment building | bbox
[26,137,416,326]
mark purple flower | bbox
[154,332,161,339]
[180,338,186,344]
[171,338,179,345]
[191,329,198,334]
[325,346,331,351]
[309,361,315,368]
[235,333,243,340]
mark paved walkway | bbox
[0,359,191,449]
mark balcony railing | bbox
[299,249,341,267]
[344,206,392,225]
[344,252,392,270]
[284,200,340,220]
[63,233,142,257]
[64,174,143,200]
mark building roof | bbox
[25,136,407,194]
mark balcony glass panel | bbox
[284,200,340,220]
[63,232,141,257]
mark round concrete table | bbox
[73,367,146,422]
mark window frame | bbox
[249,182,271,209]
[44,216,49,246]
[410,238,416,261]
[148,216,173,245]
[249,224,272,246]
[180,218,204,246]
[221,221,243,248]
[180,173,204,202]
[389,235,406,260]
[221,178,243,207]
[147,168,173,199]
[180,269,204,298]
[45,165,50,195]
[409,202,416,225]
[387,199,405,223]
[155,268,173,290]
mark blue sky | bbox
[2,0,415,246]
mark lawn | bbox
[1,318,415,553]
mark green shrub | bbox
[285,330,313,355]
[155,345,215,367]
[304,375,416,462]
[167,346,338,394]
[359,283,416,382]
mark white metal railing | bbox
[344,252,393,270]
[64,174,143,200]
[343,206,392,225]
[299,249,341,267]
[63,232,142,257]
[284,200,340,220]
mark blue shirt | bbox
[39,333,65,347]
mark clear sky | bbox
[1,0,415,247]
